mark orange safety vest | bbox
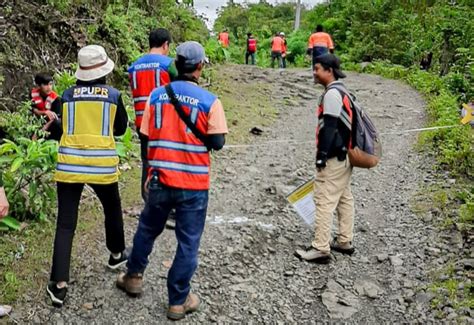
[271,36,284,52]
[316,86,352,149]
[147,81,217,190]
[218,32,230,47]
[128,54,173,129]
[308,32,334,50]
[31,88,58,111]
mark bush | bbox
[0,138,58,224]
[358,61,474,177]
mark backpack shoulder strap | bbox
[327,84,353,102]
[165,84,211,150]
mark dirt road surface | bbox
[12,66,442,324]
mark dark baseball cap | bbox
[176,41,209,66]
[314,53,346,79]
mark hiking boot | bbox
[167,293,200,321]
[116,271,143,297]
[294,247,331,263]
[107,250,128,270]
[47,282,67,307]
[330,239,355,255]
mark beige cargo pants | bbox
[312,157,354,253]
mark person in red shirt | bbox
[271,32,285,68]
[218,29,230,48]
[31,73,62,140]
[246,32,257,65]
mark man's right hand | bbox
[45,110,58,121]
[143,177,150,195]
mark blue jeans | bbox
[312,46,329,67]
[127,181,209,305]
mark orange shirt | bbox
[271,36,285,52]
[218,32,230,47]
[308,32,334,49]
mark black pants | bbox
[46,119,62,141]
[271,51,282,68]
[50,182,125,282]
[245,51,256,65]
[139,132,148,203]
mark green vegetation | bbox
[429,263,474,319]
[214,0,473,97]
[344,61,473,177]
[0,102,58,230]
[84,0,208,86]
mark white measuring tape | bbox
[223,124,463,149]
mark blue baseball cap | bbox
[176,41,209,65]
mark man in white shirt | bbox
[296,54,356,263]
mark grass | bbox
[0,198,107,304]
[0,165,142,305]
[411,180,474,229]
[429,263,474,318]
[0,222,54,303]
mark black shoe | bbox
[47,283,67,307]
[108,251,128,270]
[330,239,355,255]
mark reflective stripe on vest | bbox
[58,147,117,157]
[54,85,120,184]
[133,96,148,103]
[148,140,208,153]
[102,102,111,136]
[57,163,117,174]
[147,81,216,190]
[149,160,209,174]
[154,102,162,128]
[67,102,75,135]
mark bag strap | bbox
[327,84,353,103]
[165,84,211,150]
[326,83,356,145]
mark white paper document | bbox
[286,179,315,225]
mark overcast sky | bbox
[194,0,325,29]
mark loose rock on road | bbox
[13,66,444,323]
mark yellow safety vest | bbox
[54,85,120,184]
